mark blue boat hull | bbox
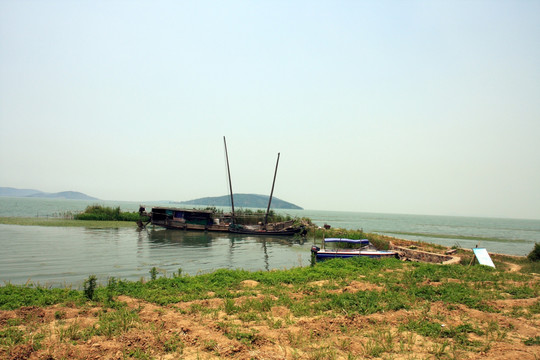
[312,249,398,260]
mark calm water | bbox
[1,197,539,287]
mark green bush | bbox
[527,243,540,262]
[84,275,97,300]
[233,208,292,225]
[74,205,141,221]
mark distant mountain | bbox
[0,187,41,197]
[178,193,303,210]
[0,187,98,200]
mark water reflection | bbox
[0,225,314,287]
[146,229,308,248]
[147,229,214,247]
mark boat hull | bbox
[313,250,398,260]
[229,228,302,236]
[311,243,398,260]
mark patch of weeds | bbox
[187,303,204,315]
[268,318,283,329]
[216,321,259,346]
[237,311,260,322]
[54,310,66,320]
[402,319,443,338]
[523,336,540,346]
[123,347,152,359]
[506,285,537,299]
[254,296,274,312]
[309,345,337,360]
[509,305,527,318]
[317,290,384,315]
[0,327,26,347]
[95,308,139,338]
[337,338,352,351]
[429,340,450,359]
[485,320,506,342]
[57,321,88,342]
[0,284,82,310]
[202,339,218,352]
[363,329,395,357]
[402,318,484,350]
[224,298,239,314]
[30,331,46,351]
[286,330,306,347]
[232,328,259,346]
[528,300,540,314]
[6,318,22,326]
[163,332,184,354]
[363,338,386,358]
[397,330,417,352]
[290,300,314,317]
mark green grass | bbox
[2,255,536,314]
[1,256,537,360]
[0,284,83,310]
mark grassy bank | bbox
[1,256,538,359]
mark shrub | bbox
[74,205,141,221]
[84,275,97,300]
[527,243,540,262]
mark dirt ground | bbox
[1,274,539,360]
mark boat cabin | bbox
[150,207,231,232]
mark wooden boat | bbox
[146,207,231,232]
[311,238,398,260]
[138,137,305,237]
[223,137,305,237]
[229,220,305,236]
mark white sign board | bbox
[473,248,495,268]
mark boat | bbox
[137,137,305,237]
[229,220,305,236]
[311,238,398,260]
[223,137,305,237]
[145,207,231,232]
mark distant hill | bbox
[0,187,42,197]
[178,193,303,210]
[0,187,98,200]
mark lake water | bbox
[1,197,539,288]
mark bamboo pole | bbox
[223,136,235,224]
[264,152,280,227]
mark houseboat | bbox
[146,207,231,232]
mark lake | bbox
[1,197,538,287]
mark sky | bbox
[1,1,539,219]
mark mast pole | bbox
[223,136,235,224]
[264,152,280,227]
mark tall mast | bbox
[223,136,235,223]
[264,152,280,226]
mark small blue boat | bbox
[311,238,398,260]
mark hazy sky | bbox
[1,1,539,219]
